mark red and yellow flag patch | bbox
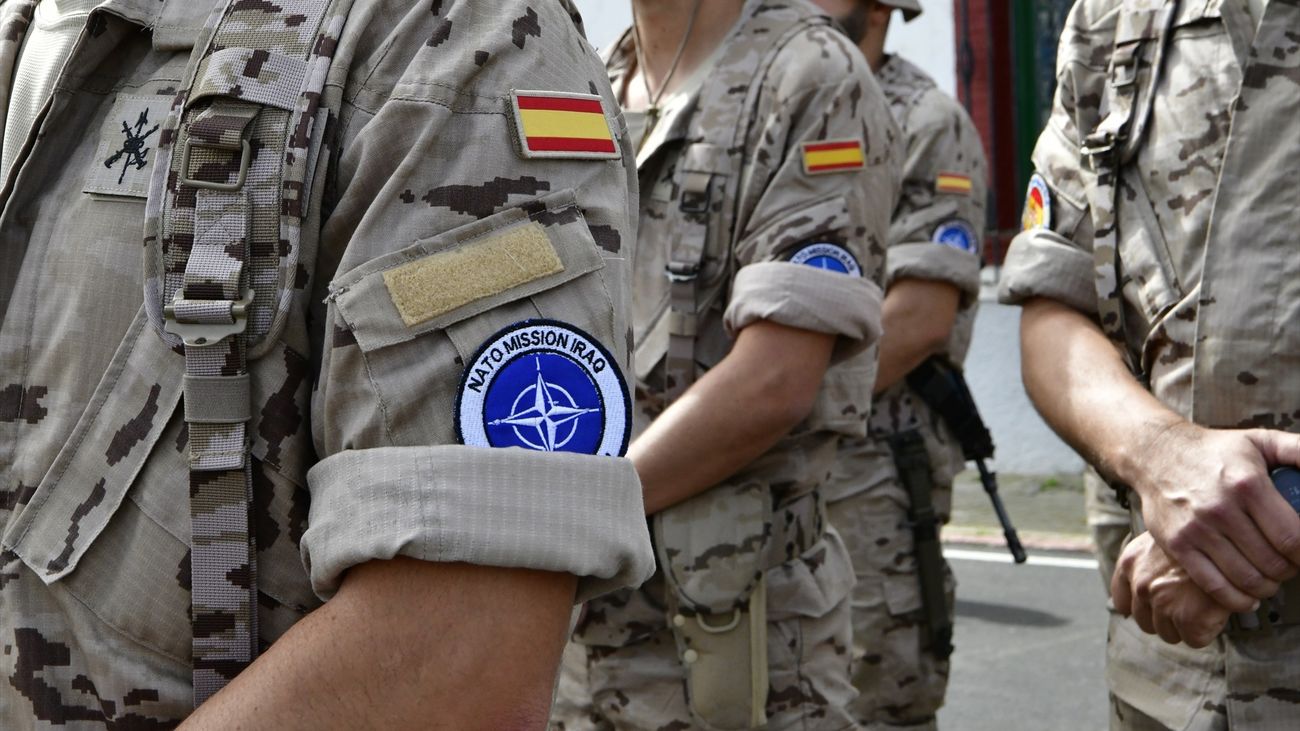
[936,172,974,196]
[510,91,619,160]
[801,140,866,175]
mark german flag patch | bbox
[801,140,866,175]
[936,172,974,196]
[510,91,619,160]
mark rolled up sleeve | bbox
[998,228,1099,315]
[885,242,982,304]
[303,447,654,602]
[724,261,884,361]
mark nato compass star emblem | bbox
[490,356,601,452]
[457,320,630,457]
[104,108,160,185]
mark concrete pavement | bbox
[939,546,1110,731]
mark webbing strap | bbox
[659,1,826,401]
[888,430,953,660]
[145,0,353,705]
[174,100,260,703]
[1083,0,1179,353]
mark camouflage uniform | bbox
[1001,1,1300,728]
[823,54,987,731]
[0,0,655,726]
[556,2,903,729]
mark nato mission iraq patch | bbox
[789,242,863,277]
[801,140,866,175]
[510,90,620,160]
[457,320,630,457]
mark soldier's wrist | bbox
[1113,415,1198,499]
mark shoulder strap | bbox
[663,2,828,401]
[1083,0,1179,356]
[142,0,354,706]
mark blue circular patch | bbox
[788,242,862,277]
[456,320,630,457]
[932,219,979,253]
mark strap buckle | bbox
[666,262,700,283]
[164,289,255,347]
[180,138,252,192]
[1082,132,1118,170]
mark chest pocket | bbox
[4,334,318,665]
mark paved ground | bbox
[939,546,1111,731]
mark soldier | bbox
[556,0,902,728]
[1001,0,1300,728]
[808,1,987,729]
[0,0,655,727]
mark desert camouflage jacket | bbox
[0,0,654,725]
[1000,0,1300,726]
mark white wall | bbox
[572,1,956,94]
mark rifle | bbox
[906,356,1027,564]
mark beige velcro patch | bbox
[383,223,564,327]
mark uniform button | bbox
[683,649,700,664]
[673,614,687,628]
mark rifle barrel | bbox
[976,460,1028,564]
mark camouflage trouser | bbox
[554,531,860,730]
[826,487,953,731]
[1084,468,1129,594]
[1107,612,1300,730]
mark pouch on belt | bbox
[655,480,772,729]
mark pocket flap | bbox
[655,481,772,613]
[3,310,183,584]
[330,191,605,352]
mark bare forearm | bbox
[633,322,835,515]
[874,278,961,394]
[182,559,576,731]
[1019,297,1182,488]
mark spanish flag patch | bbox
[936,172,974,196]
[801,140,866,175]
[510,91,620,160]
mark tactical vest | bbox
[639,5,836,728]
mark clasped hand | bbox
[1111,425,1300,646]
